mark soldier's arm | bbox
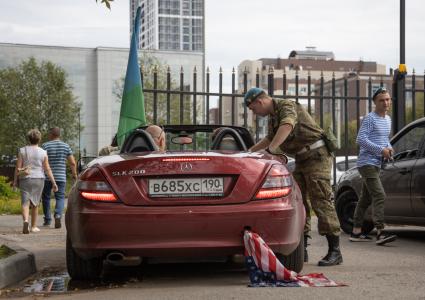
[249,137,271,152]
[268,124,293,153]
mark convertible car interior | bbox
[119,125,253,153]
[120,129,159,153]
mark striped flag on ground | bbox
[243,230,345,287]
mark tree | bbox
[314,111,358,156]
[0,57,81,157]
[96,0,114,10]
[114,52,200,126]
[406,92,424,124]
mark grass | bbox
[0,245,16,259]
[0,195,62,215]
[0,196,22,215]
[0,175,74,215]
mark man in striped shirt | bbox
[350,87,397,245]
[41,127,77,229]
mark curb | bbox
[0,241,36,289]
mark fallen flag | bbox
[244,230,345,287]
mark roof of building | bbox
[258,57,378,73]
[289,49,335,60]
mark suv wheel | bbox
[336,190,374,234]
[66,235,103,280]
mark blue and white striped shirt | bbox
[356,112,392,168]
[42,140,73,182]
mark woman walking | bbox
[13,129,58,234]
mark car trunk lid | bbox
[99,152,274,206]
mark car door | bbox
[411,127,425,219]
[380,124,425,218]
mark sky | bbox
[1,0,425,91]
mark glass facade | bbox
[159,16,180,50]
[159,0,180,15]
[133,0,204,53]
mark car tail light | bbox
[254,164,292,200]
[81,191,117,202]
[78,168,118,202]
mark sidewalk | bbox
[0,215,66,288]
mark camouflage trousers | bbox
[293,147,341,236]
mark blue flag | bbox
[117,6,146,147]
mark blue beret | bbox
[244,87,265,106]
[372,87,388,100]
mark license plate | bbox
[148,178,224,197]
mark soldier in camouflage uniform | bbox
[245,87,342,267]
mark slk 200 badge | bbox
[112,169,146,176]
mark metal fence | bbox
[142,66,425,185]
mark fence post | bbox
[231,67,236,126]
[243,67,248,128]
[153,65,158,124]
[392,69,406,133]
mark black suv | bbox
[335,117,425,233]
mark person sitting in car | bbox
[145,125,166,151]
[98,134,119,156]
[99,126,166,156]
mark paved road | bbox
[1,215,425,299]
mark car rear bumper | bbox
[66,197,305,259]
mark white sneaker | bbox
[31,227,40,233]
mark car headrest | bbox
[211,127,248,151]
[120,129,159,153]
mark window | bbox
[392,125,425,160]
[159,0,180,15]
[336,159,357,172]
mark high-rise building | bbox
[130,0,206,122]
[130,0,204,53]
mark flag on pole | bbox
[243,230,345,287]
[117,6,146,147]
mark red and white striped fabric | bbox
[243,230,345,287]
[243,230,298,281]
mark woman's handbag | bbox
[18,147,32,178]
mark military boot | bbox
[318,234,343,266]
[304,235,309,262]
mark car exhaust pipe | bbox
[106,252,125,262]
[106,252,142,266]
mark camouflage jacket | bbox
[266,99,324,156]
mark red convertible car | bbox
[66,125,305,279]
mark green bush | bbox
[0,176,18,198]
[0,176,21,214]
[0,196,21,214]
[0,176,70,215]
